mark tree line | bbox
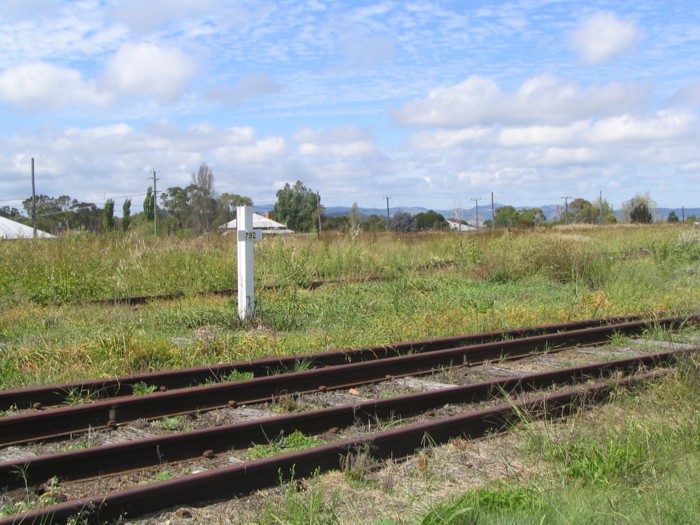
[2,169,695,236]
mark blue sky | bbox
[1,0,699,214]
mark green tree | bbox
[103,199,115,231]
[622,192,656,223]
[144,186,155,222]
[493,205,519,228]
[0,206,22,219]
[190,163,218,233]
[630,202,653,223]
[414,210,448,230]
[160,185,193,234]
[667,211,680,223]
[216,192,254,225]
[272,181,319,232]
[518,208,546,227]
[363,214,386,232]
[122,199,131,232]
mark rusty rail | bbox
[0,313,658,411]
[0,349,683,491]
[0,371,665,525]
[1,315,696,445]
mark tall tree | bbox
[144,186,155,222]
[103,199,115,231]
[272,181,319,232]
[122,199,131,232]
[190,163,218,233]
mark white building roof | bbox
[0,216,54,239]
[446,219,476,232]
[219,213,294,234]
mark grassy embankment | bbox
[1,224,699,523]
[1,224,698,389]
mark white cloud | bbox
[393,74,647,127]
[102,43,197,103]
[570,12,641,65]
[0,62,111,110]
[294,126,375,157]
[586,110,696,143]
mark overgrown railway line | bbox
[0,314,698,524]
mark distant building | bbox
[446,219,476,232]
[219,212,294,235]
[0,216,54,239]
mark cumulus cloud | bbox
[294,126,375,157]
[0,122,289,206]
[102,43,197,103]
[0,62,111,110]
[570,12,641,65]
[393,74,648,128]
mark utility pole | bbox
[152,169,159,236]
[472,197,481,230]
[599,191,603,225]
[490,192,495,229]
[561,196,571,224]
[384,195,390,231]
[682,206,685,222]
[31,157,37,238]
[316,192,322,238]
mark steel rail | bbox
[0,371,664,525]
[0,349,685,491]
[0,315,695,445]
[0,313,659,411]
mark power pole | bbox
[384,196,390,231]
[31,157,37,238]
[472,197,481,230]
[316,192,322,238]
[561,196,571,224]
[152,169,159,235]
[490,192,495,229]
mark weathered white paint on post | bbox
[237,206,255,320]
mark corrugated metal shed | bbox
[0,216,54,239]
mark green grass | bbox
[131,381,158,396]
[411,355,700,525]
[1,225,699,389]
[2,225,699,522]
[151,416,183,430]
[247,431,324,460]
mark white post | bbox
[237,206,255,320]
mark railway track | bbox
[0,312,660,411]
[0,314,698,524]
